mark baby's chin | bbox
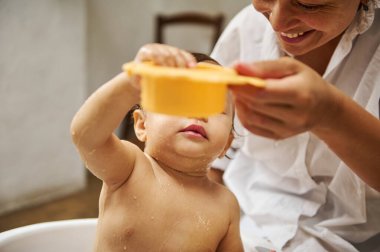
[148,152,212,176]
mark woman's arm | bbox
[230,57,380,191]
[312,88,380,191]
[71,43,196,188]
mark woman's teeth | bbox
[281,32,304,38]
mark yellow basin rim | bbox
[123,62,266,87]
[123,62,265,117]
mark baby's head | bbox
[132,53,234,174]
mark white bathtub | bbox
[0,218,97,252]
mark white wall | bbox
[0,0,87,215]
[87,0,250,93]
[0,0,249,216]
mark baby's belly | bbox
[95,208,222,251]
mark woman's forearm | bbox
[312,87,380,191]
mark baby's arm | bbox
[217,192,244,252]
[71,43,196,189]
[71,71,141,188]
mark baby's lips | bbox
[180,124,208,139]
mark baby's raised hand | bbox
[134,43,196,68]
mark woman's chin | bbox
[280,46,310,57]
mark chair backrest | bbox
[155,12,224,53]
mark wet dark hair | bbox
[125,104,142,127]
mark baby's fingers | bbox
[173,47,196,68]
[135,43,196,68]
[156,45,196,67]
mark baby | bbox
[71,43,243,251]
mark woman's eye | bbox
[296,1,323,11]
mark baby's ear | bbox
[218,132,234,158]
[133,110,147,142]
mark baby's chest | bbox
[100,188,228,251]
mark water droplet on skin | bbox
[150,216,155,220]
[133,195,137,200]
[88,149,96,155]
[124,245,127,250]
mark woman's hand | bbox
[229,57,340,139]
[134,43,196,68]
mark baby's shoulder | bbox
[208,182,240,211]
[111,142,156,186]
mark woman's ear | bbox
[218,132,234,158]
[133,110,147,142]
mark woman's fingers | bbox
[234,57,301,79]
[234,99,296,139]
[229,81,298,106]
[232,84,317,138]
[230,57,337,138]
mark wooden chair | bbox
[155,12,224,52]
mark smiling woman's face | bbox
[252,0,361,56]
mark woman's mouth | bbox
[179,125,208,139]
[279,30,312,43]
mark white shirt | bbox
[211,3,380,252]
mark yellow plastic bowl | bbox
[123,62,265,117]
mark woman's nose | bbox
[269,3,297,32]
[252,0,297,32]
[252,0,273,16]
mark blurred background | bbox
[0,0,249,232]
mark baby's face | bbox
[139,99,233,170]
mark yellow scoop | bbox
[123,61,265,117]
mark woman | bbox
[211,0,380,251]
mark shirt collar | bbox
[324,3,379,77]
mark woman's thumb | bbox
[234,57,300,79]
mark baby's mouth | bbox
[179,125,208,139]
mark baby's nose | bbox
[193,117,208,123]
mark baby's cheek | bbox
[212,130,231,147]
